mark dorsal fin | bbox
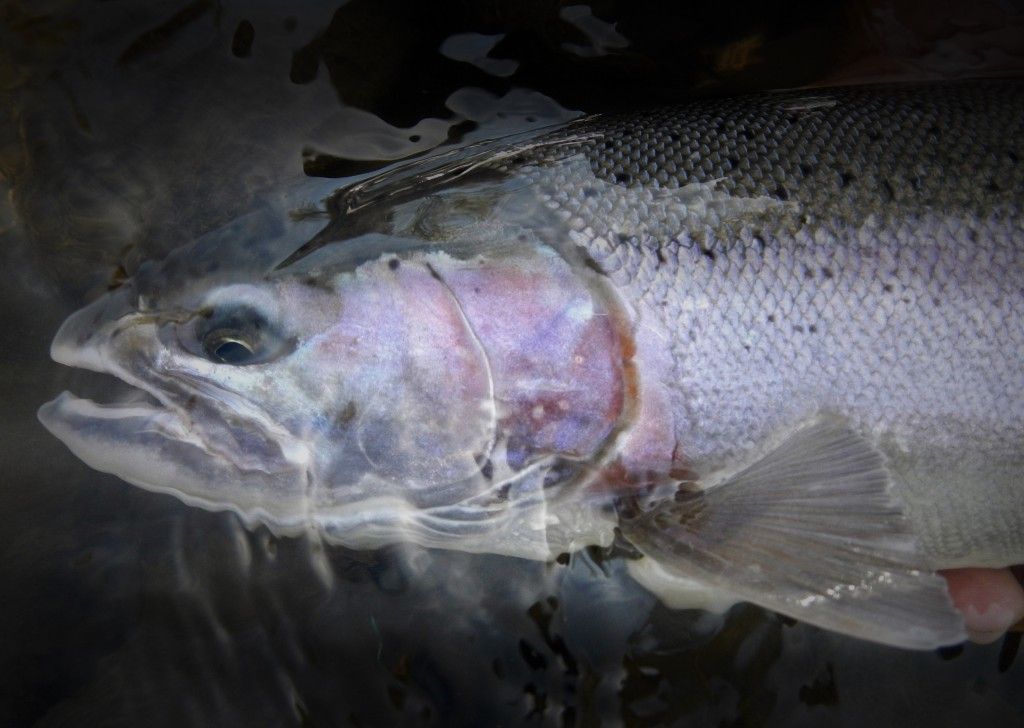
[275,120,601,270]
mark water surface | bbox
[2,1,1023,725]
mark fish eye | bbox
[194,306,290,366]
[203,332,257,364]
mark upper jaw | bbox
[44,288,182,432]
[50,285,137,373]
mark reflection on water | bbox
[2,1,1023,725]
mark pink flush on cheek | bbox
[440,254,627,464]
[308,264,492,399]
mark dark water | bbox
[2,1,1023,725]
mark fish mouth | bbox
[40,299,201,455]
[39,372,199,463]
[38,386,312,530]
[39,297,193,452]
[38,297,312,527]
[38,387,220,499]
[40,387,190,446]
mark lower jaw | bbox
[38,390,311,526]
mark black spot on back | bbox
[880,178,895,203]
[752,232,766,253]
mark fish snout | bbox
[50,285,139,371]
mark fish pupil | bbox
[209,337,255,364]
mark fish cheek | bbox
[353,363,494,488]
[312,390,495,508]
[309,273,497,504]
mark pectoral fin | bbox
[621,418,966,649]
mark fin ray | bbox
[622,418,966,649]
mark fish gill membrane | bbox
[39,81,1024,650]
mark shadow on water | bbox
[2,1,1024,725]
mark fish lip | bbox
[46,291,181,422]
[44,306,184,442]
[45,304,190,442]
[36,391,312,534]
[45,296,306,476]
[38,389,188,443]
[42,353,301,476]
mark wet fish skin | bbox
[37,81,1024,648]
[500,81,1024,569]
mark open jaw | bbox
[39,389,312,534]
[37,309,314,531]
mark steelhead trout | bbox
[39,81,1024,648]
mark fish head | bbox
[39,217,634,557]
[39,273,322,527]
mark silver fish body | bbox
[39,81,1024,648]
[508,82,1024,569]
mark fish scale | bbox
[551,83,1019,213]
[506,82,1024,566]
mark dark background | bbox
[2,1,1023,725]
